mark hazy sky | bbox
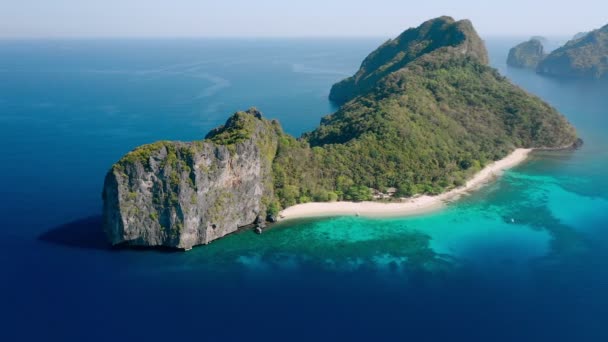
[1,0,606,38]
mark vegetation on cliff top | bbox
[205,108,262,145]
[114,108,276,172]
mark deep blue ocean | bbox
[1,37,607,341]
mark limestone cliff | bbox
[507,39,546,68]
[102,109,280,250]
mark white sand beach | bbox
[279,148,532,220]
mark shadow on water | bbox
[38,216,110,251]
[37,216,181,253]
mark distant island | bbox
[507,38,546,68]
[103,16,579,250]
[538,23,608,79]
[509,24,608,79]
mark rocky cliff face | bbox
[507,39,546,68]
[328,16,489,105]
[102,109,280,250]
[537,23,608,79]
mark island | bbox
[103,16,579,250]
[507,38,547,68]
[537,23,608,79]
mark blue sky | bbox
[1,0,606,38]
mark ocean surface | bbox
[1,37,607,341]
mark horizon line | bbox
[0,33,573,40]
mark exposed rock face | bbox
[537,23,608,79]
[507,39,546,68]
[328,16,489,105]
[102,109,280,250]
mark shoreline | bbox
[278,148,533,221]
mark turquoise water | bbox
[1,38,608,340]
[137,153,605,277]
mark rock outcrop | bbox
[507,39,546,68]
[537,23,608,79]
[103,108,280,250]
